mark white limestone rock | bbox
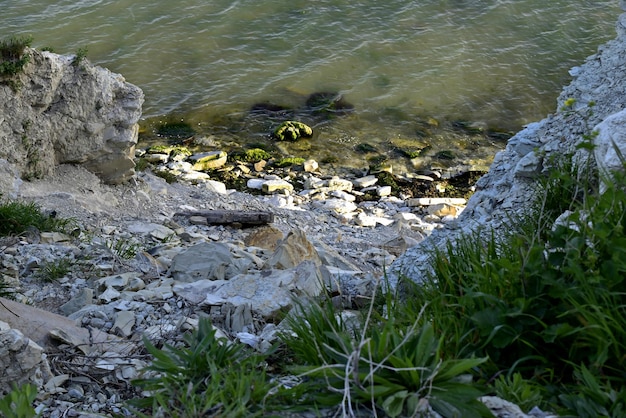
[0,326,50,394]
[0,49,143,184]
[593,108,626,190]
[168,242,253,282]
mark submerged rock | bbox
[273,120,313,141]
[305,91,354,116]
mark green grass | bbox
[407,148,626,415]
[0,198,75,237]
[71,47,88,68]
[129,317,272,417]
[280,293,491,417]
[0,383,37,418]
[0,35,32,90]
[35,257,73,282]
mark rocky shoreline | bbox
[2,4,626,417]
[1,162,473,417]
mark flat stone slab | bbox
[0,297,120,354]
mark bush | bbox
[281,289,491,417]
[36,257,73,282]
[410,149,626,415]
[0,35,32,82]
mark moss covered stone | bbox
[233,148,271,163]
[436,150,456,160]
[273,121,313,141]
[189,151,228,171]
[275,157,305,168]
[156,121,196,139]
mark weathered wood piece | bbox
[174,210,274,226]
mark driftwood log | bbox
[174,210,274,226]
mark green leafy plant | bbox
[0,199,75,236]
[230,148,271,163]
[281,290,491,418]
[154,169,178,184]
[71,47,88,68]
[412,145,626,413]
[0,35,32,89]
[129,317,271,417]
[36,257,72,282]
[134,157,150,171]
[494,372,545,413]
[558,364,626,418]
[0,383,38,418]
[105,237,141,260]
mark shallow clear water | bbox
[2,0,620,171]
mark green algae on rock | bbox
[275,157,305,168]
[189,151,228,171]
[273,121,313,141]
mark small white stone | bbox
[326,177,353,192]
[355,213,377,227]
[320,199,358,214]
[99,287,121,302]
[262,179,294,193]
[303,159,319,172]
[352,175,378,188]
[150,225,176,241]
[376,186,392,197]
[101,225,117,235]
[204,180,227,194]
[427,203,459,217]
[167,161,193,171]
[304,176,325,189]
[330,190,356,202]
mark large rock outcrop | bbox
[392,8,626,283]
[0,48,143,184]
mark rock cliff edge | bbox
[0,48,143,185]
[392,9,626,283]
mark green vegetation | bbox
[281,295,491,417]
[154,169,178,184]
[229,147,271,163]
[275,157,305,168]
[106,237,141,260]
[129,318,272,417]
[36,257,73,282]
[0,198,75,236]
[407,143,626,415]
[134,157,150,171]
[273,121,313,141]
[71,47,88,68]
[0,384,37,418]
[0,35,33,90]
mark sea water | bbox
[2,0,620,170]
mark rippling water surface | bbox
[2,0,620,170]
